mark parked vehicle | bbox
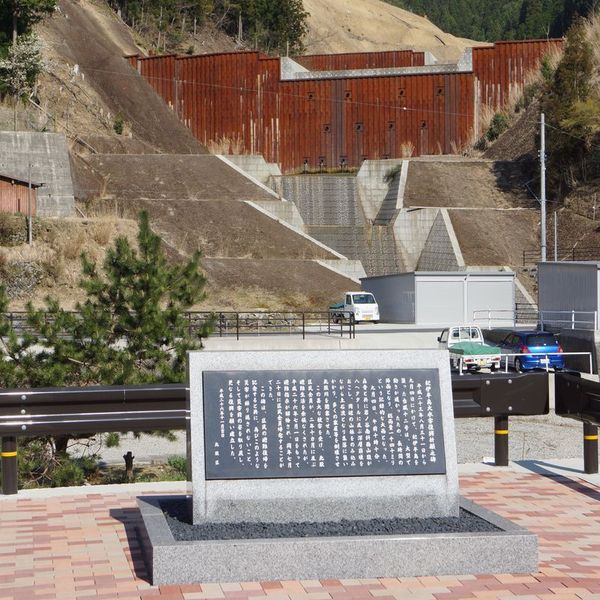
[330,292,380,324]
[438,325,501,372]
[496,330,564,372]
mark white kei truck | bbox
[438,325,502,373]
[329,292,380,324]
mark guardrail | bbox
[540,310,598,331]
[2,310,357,340]
[523,247,600,265]
[0,373,548,495]
[497,352,594,375]
[473,308,599,331]
[555,372,600,474]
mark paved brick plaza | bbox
[2,467,600,600]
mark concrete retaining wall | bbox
[356,159,404,222]
[393,208,438,271]
[252,200,305,230]
[0,132,74,217]
[222,155,282,185]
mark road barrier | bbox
[0,372,550,495]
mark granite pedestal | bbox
[136,348,538,583]
[137,495,538,585]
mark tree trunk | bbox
[54,435,70,458]
[12,13,18,45]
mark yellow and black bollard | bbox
[583,422,599,475]
[1,436,18,495]
[494,416,509,466]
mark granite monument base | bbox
[136,495,538,585]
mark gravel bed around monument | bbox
[161,498,501,541]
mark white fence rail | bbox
[539,310,598,331]
[455,352,593,375]
[472,309,600,331]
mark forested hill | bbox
[384,0,597,41]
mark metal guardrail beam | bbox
[0,374,548,437]
[0,373,551,494]
[555,372,600,474]
[452,372,549,418]
[0,384,188,436]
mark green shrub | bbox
[113,114,124,135]
[167,455,187,476]
[486,112,510,142]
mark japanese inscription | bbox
[203,369,446,479]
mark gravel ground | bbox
[162,499,500,540]
[92,412,585,467]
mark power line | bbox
[58,60,600,152]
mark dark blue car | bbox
[498,331,564,372]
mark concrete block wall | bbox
[417,211,461,271]
[306,225,404,276]
[0,132,74,217]
[275,175,366,226]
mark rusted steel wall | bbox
[135,54,178,108]
[473,39,563,112]
[131,40,560,172]
[276,72,474,172]
[295,50,425,71]
[0,178,36,215]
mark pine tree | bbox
[0,211,211,465]
[0,210,210,388]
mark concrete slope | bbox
[84,155,277,202]
[44,0,205,154]
[448,209,539,267]
[203,259,360,309]
[126,199,340,261]
[403,160,533,209]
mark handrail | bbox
[1,310,357,340]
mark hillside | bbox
[302,0,480,61]
[382,0,593,41]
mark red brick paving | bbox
[2,471,600,599]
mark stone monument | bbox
[137,349,537,584]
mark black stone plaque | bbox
[203,369,446,479]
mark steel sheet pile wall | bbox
[295,50,425,71]
[135,55,177,109]
[278,72,474,171]
[473,40,562,113]
[0,178,36,215]
[131,40,560,172]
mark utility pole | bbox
[27,163,32,245]
[554,211,558,262]
[540,113,547,262]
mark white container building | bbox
[361,271,515,327]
